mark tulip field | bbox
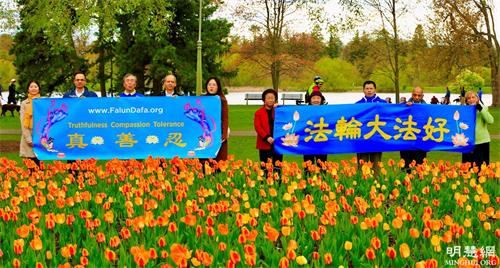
[0,156,498,267]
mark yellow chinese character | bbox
[393,115,421,140]
[66,133,88,149]
[423,117,450,142]
[363,114,391,140]
[304,117,332,142]
[334,116,363,141]
[164,132,187,147]
[115,132,138,148]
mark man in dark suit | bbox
[400,86,427,173]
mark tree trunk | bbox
[96,0,106,97]
[98,47,106,97]
[271,61,280,91]
[492,66,500,107]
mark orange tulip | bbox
[409,228,420,238]
[158,236,166,248]
[109,236,121,248]
[16,225,30,238]
[310,230,321,241]
[168,222,178,233]
[370,237,381,250]
[170,243,192,266]
[324,253,333,265]
[30,236,43,251]
[96,232,106,243]
[266,227,280,242]
[105,248,116,262]
[278,257,289,268]
[365,248,376,260]
[312,251,320,260]
[218,242,227,251]
[120,227,131,240]
[14,239,24,255]
[12,258,21,268]
[386,247,397,259]
[399,243,410,258]
[218,224,229,235]
[229,250,241,264]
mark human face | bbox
[264,92,276,109]
[164,75,177,93]
[411,87,424,103]
[310,95,322,105]
[207,79,218,95]
[74,74,86,91]
[466,93,478,105]
[123,76,137,93]
[363,83,376,97]
[28,82,40,96]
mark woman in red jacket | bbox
[254,89,283,169]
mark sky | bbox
[1,0,499,44]
[215,0,500,43]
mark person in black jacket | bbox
[7,79,17,104]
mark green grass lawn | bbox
[0,115,20,129]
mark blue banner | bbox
[32,97,221,160]
[274,103,476,155]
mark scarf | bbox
[23,93,41,129]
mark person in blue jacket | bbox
[119,74,144,97]
[356,80,386,176]
[63,72,98,98]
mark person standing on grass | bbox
[355,80,386,176]
[462,91,494,168]
[119,74,144,97]
[400,86,427,173]
[19,80,41,166]
[303,91,327,174]
[203,77,229,162]
[8,78,17,104]
[254,88,282,171]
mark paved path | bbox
[1,129,500,139]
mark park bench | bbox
[281,93,303,105]
[244,93,262,105]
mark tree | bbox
[10,0,173,96]
[10,0,86,94]
[326,30,343,58]
[339,0,411,101]
[407,25,428,85]
[455,69,484,90]
[433,0,500,107]
[342,32,376,79]
[234,0,322,91]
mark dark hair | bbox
[74,71,86,79]
[363,80,376,89]
[309,91,325,105]
[27,80,41,92]
[205,77,223,96]
[262,88,278,102]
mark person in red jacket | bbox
[254,88,283,170]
